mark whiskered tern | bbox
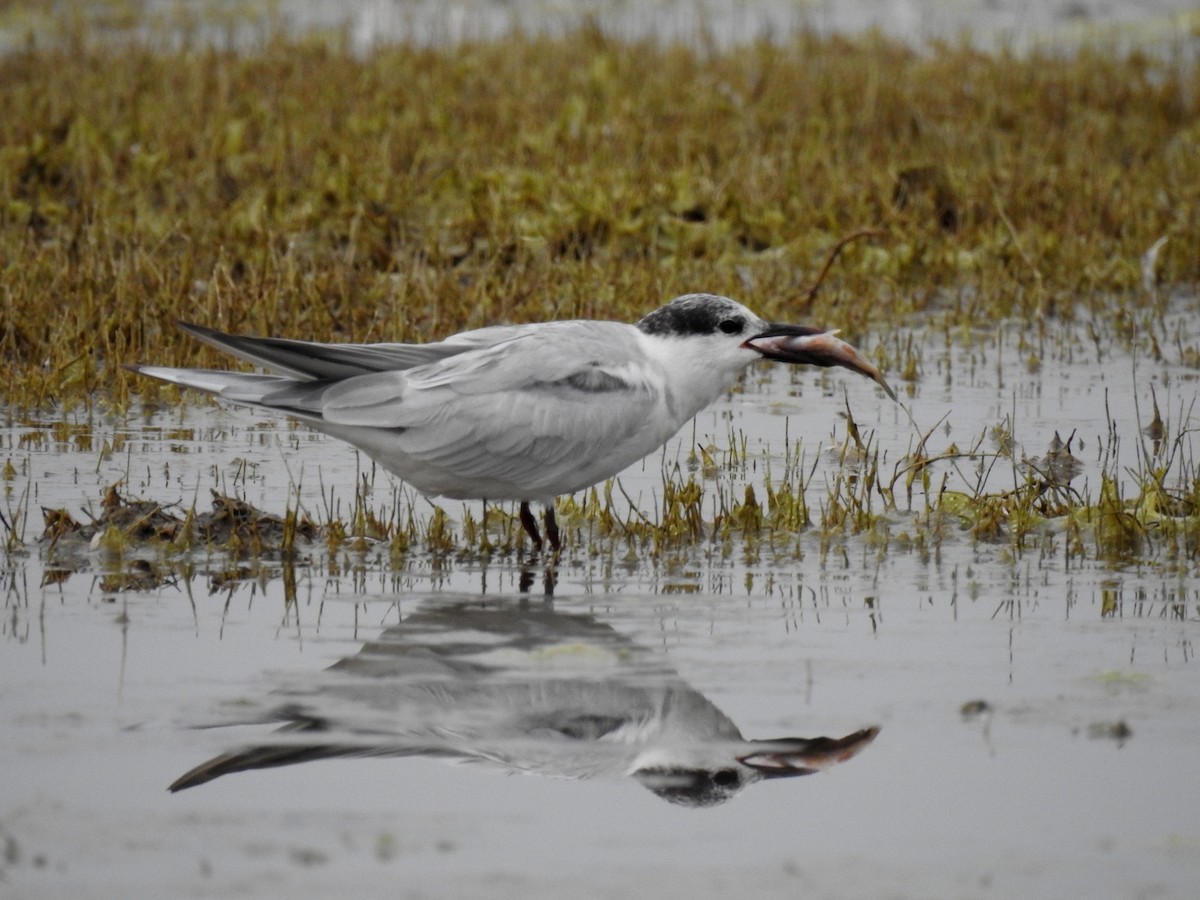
[128,293,894,550]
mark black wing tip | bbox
[167,761,225,792]
[175,320,223,340]
[167,748,263,793]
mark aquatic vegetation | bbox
[39,482,316,561]
[17,383,1199,598]
[0,19,1197,410]
[1,12,1198,589]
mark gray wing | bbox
[176,321,534,381]
[296,322,671,497]
[138,320,674,499]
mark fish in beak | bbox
[736,726,880,778]
[744,326,897,401]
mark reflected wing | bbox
[168,740,456,791]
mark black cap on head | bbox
[637,294,751,338]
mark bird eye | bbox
[718,318,743,335]
[713,769,739,786]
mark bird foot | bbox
[518,502,561,556]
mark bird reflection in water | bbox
[172,597,877,807]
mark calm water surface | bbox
[117,0,1200,53]
[3,5,1198,896]
[2,312,1198,898]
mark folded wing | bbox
[132,321,670,500]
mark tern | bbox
[169,596,879,805]
[128,293,894,550]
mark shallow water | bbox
[2,311,1199,898]
[7,0,1198,56]
[333,0,1200,53]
